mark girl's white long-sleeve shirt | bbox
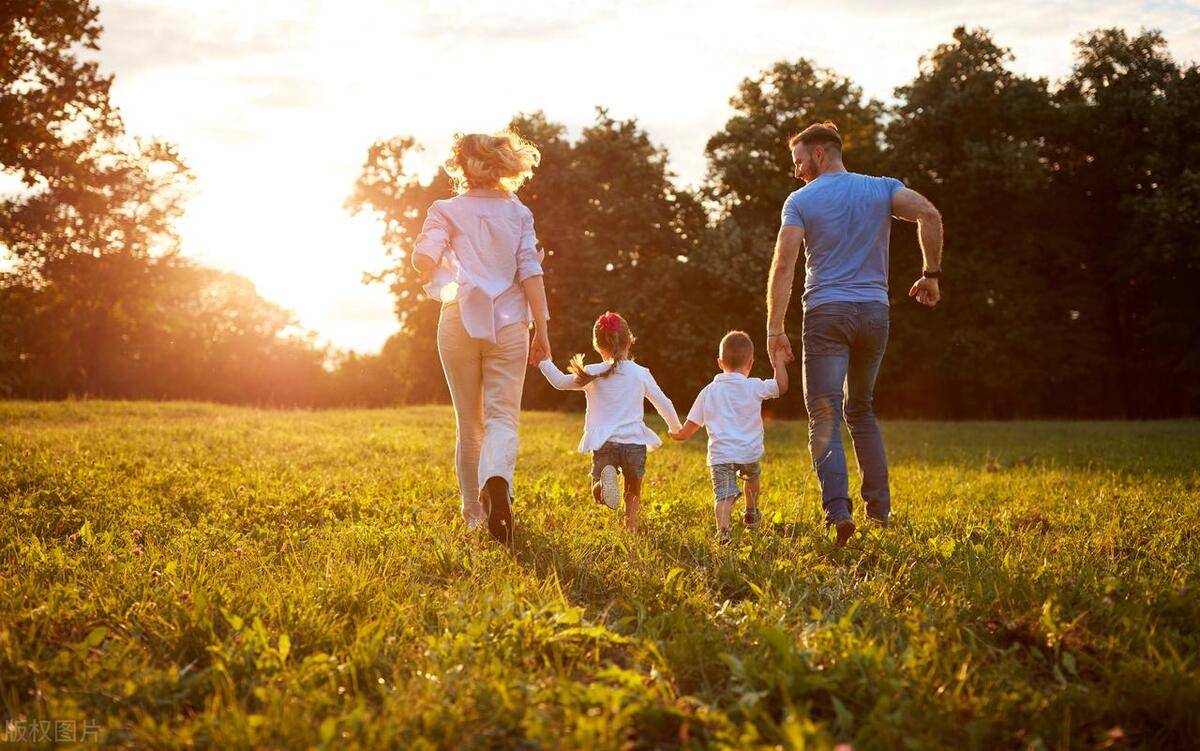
[538,358,683,453]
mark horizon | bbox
[45,0,1200,353]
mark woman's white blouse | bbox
[538,358,683,452]
[413,189,543,343]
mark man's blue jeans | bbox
[801,301,891,526]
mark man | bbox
[766,121,943,545]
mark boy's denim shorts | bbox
[709,461,761,503]
[591,441,647,481]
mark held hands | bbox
[528,328,551,366]
[669,421,699,441]
[767,333,795,365]
[909,277,941,307]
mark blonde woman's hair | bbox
[444,131,540,194]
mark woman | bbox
[411,131,551,545]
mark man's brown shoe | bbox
[835,520,856,547]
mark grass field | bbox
[2,402,1198,749]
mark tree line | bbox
[3,2,1197,417]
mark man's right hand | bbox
[909,277,941,307]
[768,333,795,365]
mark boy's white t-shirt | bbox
[686,372,780,465]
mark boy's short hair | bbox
[719,331,754,370]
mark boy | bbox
[670,331,788,542]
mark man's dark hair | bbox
[788,121,843,153]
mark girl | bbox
[411,131,551,546]
[537,312,682,531]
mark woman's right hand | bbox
[528,328,551,366]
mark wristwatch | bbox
[922,269,942,279]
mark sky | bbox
[92,0,1200,353]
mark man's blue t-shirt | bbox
[780,172,905,312]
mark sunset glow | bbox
[93,0,1200,353]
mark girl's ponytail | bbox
[568,353,604,385]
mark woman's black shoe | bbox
[482,476,513,546]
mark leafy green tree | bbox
[2,1,190,280]
[0,253,327,403]
[2,1,117,190]
[1128,62,1200,414]
[884,27,1085,417]
[512,109,708,406]
[1053,29,1200,415]
[0,0,328,403]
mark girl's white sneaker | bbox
[599,465,620,510]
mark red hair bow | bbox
[598,311,622,333]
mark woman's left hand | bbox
[412,253,437,283]
[528,329,551,366]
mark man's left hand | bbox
[909,277,940,307]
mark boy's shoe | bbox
[716,527,732,545]
[466,517,487,533]
[743,506,762,529]
[599,465,620,510]
[834,520,856,547]
[481,476,513,546]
